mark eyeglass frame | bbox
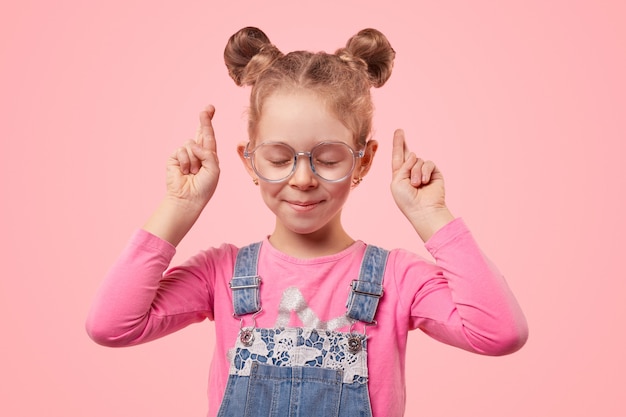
[243,140,365,183]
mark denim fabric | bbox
[230,276,262,317]
[229,242,262,316]
[218,364,372,417]
[345,245,389,323]
[219,242,387,417]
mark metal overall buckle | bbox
[235,309,263,347]
[347,320,376,354]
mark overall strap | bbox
[346,245,389,324]
[229,242,262,317]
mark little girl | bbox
[87,27,528,417]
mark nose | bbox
[288,154,317,189]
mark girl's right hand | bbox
[165,105,220,209]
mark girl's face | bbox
[238,90,377,241]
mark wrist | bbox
[162,194,207,215]
[142,196,206,247]
[407,206,455,242]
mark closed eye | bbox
[267,158,292,167]
[315,158,341,167]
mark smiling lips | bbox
[286,200,323,212]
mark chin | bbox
[286,223,327,236]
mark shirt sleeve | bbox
[85,229,235,347]
[394,218,528,355]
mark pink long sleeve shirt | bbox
[86,218,528,417]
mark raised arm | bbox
[390,129,527,355]
[86,106,222,346]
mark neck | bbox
[268,220,355,259]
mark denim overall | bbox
[217,242,389,417]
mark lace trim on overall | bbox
[227,327,369,384]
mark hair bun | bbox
[224,27,282,86]
[338,28,395,88]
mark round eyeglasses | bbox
[244,141,364,183]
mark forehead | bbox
[255,90,354,148]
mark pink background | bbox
[2,1,625,416]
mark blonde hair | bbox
[224,27,395,145]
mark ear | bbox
[355,139,378,179]
[237,141,257,180]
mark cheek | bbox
[258,182,284,201]
[327,182,353,202]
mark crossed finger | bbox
[391,129,408,172]
[195,105,217,153]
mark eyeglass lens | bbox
[251,142,356,182]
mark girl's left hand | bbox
[391,129,453,239]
